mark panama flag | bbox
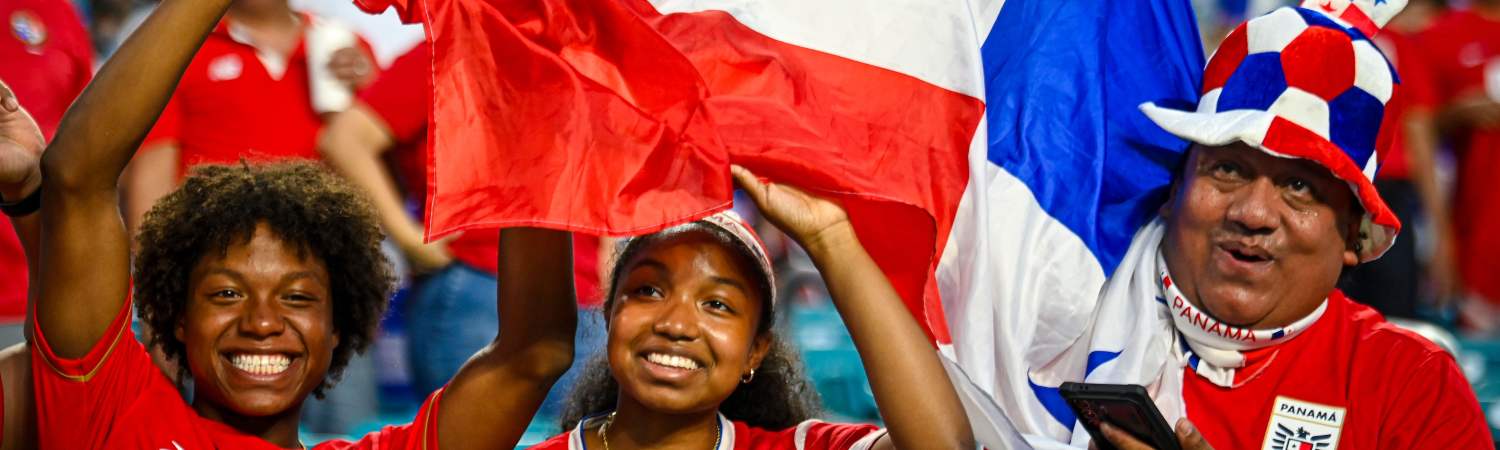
[352,0,1203,447]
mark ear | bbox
[747,334,771,372]
[174,319,185,342]
[1342,216,1362,267]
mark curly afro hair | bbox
[558,222,824,431]
[133,161,394,397]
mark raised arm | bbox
[731,165,973,450]
[35,0,232,358]
[435,227,577,450]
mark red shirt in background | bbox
[359,42,605,307]
[1183,291,1491,450]
[31,296,441,449]
[1371,30,1439,181]
[141,15,375,177]
[0,0,92,323]
[1420,10,1500,305]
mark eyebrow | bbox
[709,276,749,295]
[199,268,326,286]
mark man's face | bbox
[1161,143,1360,329]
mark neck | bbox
[192,395,303,448]
[227,1,296,28]
[605,394,721,450]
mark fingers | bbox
[1098,422,1152,450]
[0,80,17,113]
[328,48,373,86]
[1175,419,1213,449]
[730,164,769,206]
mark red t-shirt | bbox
[529,414,886,450]
[1420,10,1500,304]
[1371,30,1439,181]
[358,42,605,307]
[31,296,441,449]
[0,0,92,323]
[1182,291,1491,450]
[141,15,375,177]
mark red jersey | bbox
[359,42,604,306]
[0,0,92,323]
[1420,9,1500,304]
[1182,291,1491,450]
[1370,30,1439,181]
[529,414,886,450]
[31,296,441,449]
[142,15,375,177]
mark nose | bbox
[238,296,287,338]
[651,295,701,342]
[1224,177,1281,236]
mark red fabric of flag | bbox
[354,0,984,342]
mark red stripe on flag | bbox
[398,0,982,342]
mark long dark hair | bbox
[558,222,823,431]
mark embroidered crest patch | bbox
[1262,397,1344,450]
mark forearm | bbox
[802,225,973,450]
[492,228,576,370]
[1403,112,1449,226]
[316,110,422,248]
[122,145,178,234]
[40,0,231,193]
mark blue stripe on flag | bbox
[1028,376,1078,428]
[979,0,1205,275]
[1085,350,1123,377]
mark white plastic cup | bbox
[1486,58,1500,103]
[306,17,358,114]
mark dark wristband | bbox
[0,187,40,217]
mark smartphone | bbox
[1060,382,1181,450]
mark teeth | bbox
[646,353,701,370]
[229,353,291,375]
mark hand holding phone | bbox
[1061,382,1183,450]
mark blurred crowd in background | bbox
[3,0,1500,443]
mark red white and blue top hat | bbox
[1141,0,1407,262]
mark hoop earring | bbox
[740,368,756,384]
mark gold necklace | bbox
[598,412,723,450]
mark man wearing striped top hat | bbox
[1035,1,1493,449]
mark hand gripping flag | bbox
[351,0,1206,447]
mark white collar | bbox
[569,412,734,450]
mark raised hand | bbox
[0,79,44,202]
[729,164,851,251]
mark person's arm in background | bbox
[318,104,451,272]
[433,228,576,450]
[122,142,178,235]
[1401,107,1459,302]
[732,165,974,450]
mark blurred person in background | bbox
[1421,0,1500,333]
[119,0,378,235]
[0,0,93,344]
[318,41,607,419]
[0,2,90,447]
[1338,0,1454,319]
